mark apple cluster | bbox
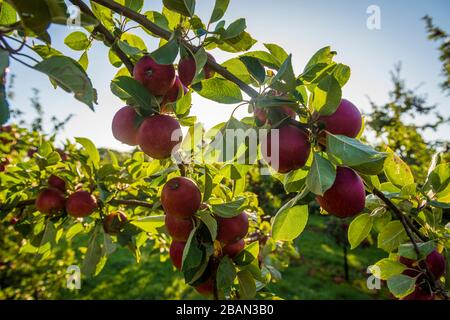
[35,174,98,218]
[261,98,366,219]
[161,176,249,296]
[399,250,446,300]
[112,54,215,160]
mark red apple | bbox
[162,76,188,106]
[165,214,194,242]
[161,177,202,219]
[35,188,66,215]
[425,250,446,279]
[112,106,140,146]
[401,285,435,300]
[316,99,362,138]
[169,241,186,269]
[261,124,311,173]
[222,239,245,258]
[178,53,216,87]
[66,190,97,218]
[195,277,214,296]
[216,212,249,244]
[137,114,182,159]
[316,166,365,218]
[133,55,176,96]
[103,211,128,235]
[203,53,216,79]
[48,174,66,192]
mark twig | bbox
[91,0,259,98]
[69,0,134,74]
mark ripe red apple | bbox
[161,177,202,219]
[111,106,140,146]
[261,124,311,173]
[222,239,245,258]
[178,53,216,87]
[137,114,182,159]
[254,106,296,126]
[316,166,365,218]
[425,250,446,279]
[165,214,194,241]
[27,148,37,158]
[316,99,362,138]
[162,76,188,106]
[133,55,176,96]
[35,188,66,215]
[103,211,127,235]
[66,190,98,218]
[195,277,214,296]
[169,241,186,269]
[48,174,66,192]
[216,212,249,244]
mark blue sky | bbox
[6,0,450,151]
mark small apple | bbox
[133,55,176,96]
[222,239,245,258]
[103,211,128,235]
[195,277,214,296]
[161,177,202,219]
[169,241,186,269]
[261,124,311,173]
[35,188,66,215]
[178,53,216,87]
[316,166,365,218]
[162,76,188,107]
[48,174,66,192]
[137,114,182,159]
[112,106,140,146]
[216,212,249,244]
[66,190,97,218]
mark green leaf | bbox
[181,227,202,271]
[384,148,414,188]
[222,18,246,40]
[192,78,242,104]
[348,213,373,249]
[220,58,252,84]
[209,0,229,24]
[219,31,256,53]
[174,90,192,116]
[241,51,280,69]
[150,37,179,65]
[269,54,296,91]
[163,0,195,17]
[131,215,165,233]
[64,31,90,51]
[81,224,105,277]
[387,274,416,298]
[75,137,100,169]
[108,48,122,67]
[306,153,336,196]
[90,1,114,30]
[217,256,236,289]
[198,212,217,240]
[428,163,450,196]
[0,1,17,25]
[283,168,308,193]
[143,11,170,34]
[327,134,387,175]
[398,241,436,260]
[369,258,406,280]
[124,0,143,12]
[237,270,256,299]
[33,56,95,109]
[311,75,342,115]
[304,46,336,72]
[239,56,265,84]
[332,63,351,87]
[264,43,288,66]
[36,220,56,260]
[211,197,246,218]
[377,220,408,253]
[7,0,51,36]
[110,76,158,114]
[272,205,308,241]
[78,51,88,70]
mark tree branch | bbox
[70,0,134,74]
[108,199,153,208]
[91,0,259,98]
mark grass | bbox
[58,214,389,300]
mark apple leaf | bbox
[304,46,336,72]
[75,137,100,169]
[428,163,450,197]
[110,76,158,114]
[377,221,408,253]
[150,36,179,65]
[211,197,246,218]
[210,0,230,24]
[348,213,373,249]
[387,274,416,298]
[264,43,288,66]
[239,56,265,85]
[272,205,308,241]
[217,256,236,289]
[163,0,195,17]
[398,241,436,260]
[192,78,242,104]
[384,147,414,189]
[198,212,217,240]
[131,215,165,234]
[64,31,90,51]
[369,258,406,280]
[221,18,246,40]
[311,74,341,115]
[237,270,256,299]
[306,153,336,196]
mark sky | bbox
[5,0,450,151]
